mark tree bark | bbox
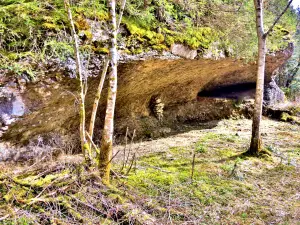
[249,0,293,155]
[88,59,109,148]
[88,0,126,151]
[144,0,148,9]
[249,0,266,154]
[99,0,118,184]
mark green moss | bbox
[13,169,69,188]
[281,112,294,122]
[93,47,109,54]
[107,193,125,204]
[0,0,297,79]
[123,143,251,210]
[3,186,29,202]
[195,142,207,153]
[290,106,300,116]
[130,48,144,54]
[122,16,218,51]
[75,15,90,30]
[165,36,175,46]
[42,22,58,30]
[152,44,168,51]
[2,217,34,225]
[219,148,236,157]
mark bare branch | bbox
[117,0,127,32]
[64,0,88,159]
[265,0,293,37]
[88,58,109,142]
[86,131,100,155]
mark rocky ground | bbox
[0,118,299,224]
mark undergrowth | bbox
[0,0,297,78]
[0,119,299,224]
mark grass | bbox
[113,119,300,224]
[0,119,299,224]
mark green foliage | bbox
[1,217,34,225]
[195,141,207,153]
[0,0,298,77]
[0,61,35,79]
[42,40,74,61]
[0,0,105,77]
[278,31,300,99]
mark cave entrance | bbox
[197,82,256,101]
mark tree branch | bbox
[265,0,293,37]
[117,0,127,32]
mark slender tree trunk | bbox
[88,59,109,146]
[88,0,126,150]
[144,0,148,9]
[249,0,266,155]
[249,0,293,155]
[99,0,118,184]
[64,0,89,159]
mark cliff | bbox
[0,44,293,158]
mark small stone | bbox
[1,126,9,131]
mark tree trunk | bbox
[144,0,148,9]
[249,0,266,155]
[88,0,126,152]
[99,0,118,184]
[64,0,89,160]
[88,59,109,148]
[249,0,293,155]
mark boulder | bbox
[264,79,285,106]
[171,44,197,59]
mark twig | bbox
[191,150,196,181]
[107,148,122,164]
[117,0,127,32]
[86,132,100,154]
[126,153,136,175]
[229,161,238,177]
[121,127,129,171]
[68,194,106,216]
[124,129,136,168]
[0,214,10,221]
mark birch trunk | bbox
[88,59,109,147]
[99,0,118,184]
[88,0,126,149]
[249,0,293,155]
[64,0,89,159]
[249,0,266,154]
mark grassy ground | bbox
[0,118,299,224]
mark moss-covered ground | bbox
[0,119,299,224]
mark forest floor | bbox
[0,118,299,225]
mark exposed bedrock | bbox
[0,44,293,153]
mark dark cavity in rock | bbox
[197,83,256,101]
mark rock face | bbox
[264,79,285,106]
[0,44,294,159]
[0,82,25,137]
